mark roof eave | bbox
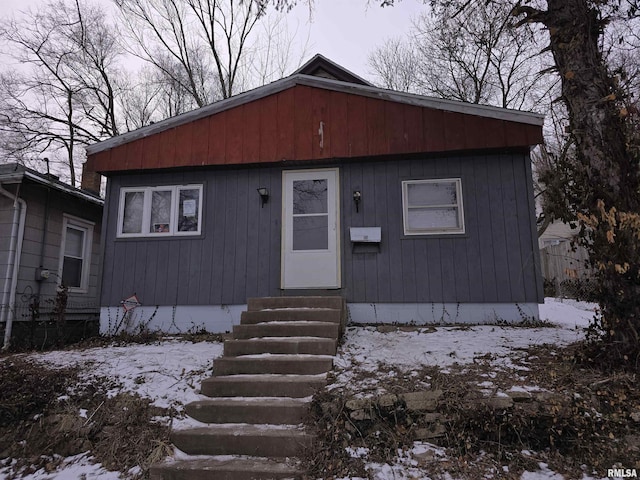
[87,74,544,156]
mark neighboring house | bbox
[82,55,545,333]
[538,220,579,249]
[0,163,103,348]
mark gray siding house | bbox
[83,56,544,333]
[0,163,103,348]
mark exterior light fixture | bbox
[257,187,269,207]
[353,190,361,213]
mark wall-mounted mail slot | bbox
[350,227,382,243]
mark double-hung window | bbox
[402,178,465,235]
[59,215,94,292]
[117,185,203,238]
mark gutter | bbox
[0,183,27,350]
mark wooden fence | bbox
[539,242,592,282]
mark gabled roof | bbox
[0,163,103,205]
[86,72,544,157]
[294,54,372,86]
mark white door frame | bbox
[281,168,341,289]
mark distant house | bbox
[538,220,579,249]
[82,55,544,333]
[0,163,103,348]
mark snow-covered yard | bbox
[3,298,630,480]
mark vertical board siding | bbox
[191,117,210,165]
[101,153,540,307]
[339,153,539,304]
[276,89,295,161]
[102,167,282,307]
[294,86,315,160]
[259,95,279,162]
[90,85,543,174]
[327,91,348,157]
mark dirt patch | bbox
[305,341,640,479]
[0,357,175,479]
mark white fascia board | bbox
[86,74,544,157]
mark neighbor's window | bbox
[59,215,94,292]
[402,178,465,235]
[117,185,203,238]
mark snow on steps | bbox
[150,296,344,480]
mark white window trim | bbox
[117,184,203,238]
[58,214,94,293]
[402,178,465,236]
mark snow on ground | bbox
[5,298,606,479]
[35,338,223,409]
[333,298,598,391]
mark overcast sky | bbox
[0,0,427,80]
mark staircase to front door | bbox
[150,296,345,480]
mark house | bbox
[539,220,579,249]
[82,55,544,334]
[0,163,103,349]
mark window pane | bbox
[64,227,84,258]
[123,191,144,234]
[62,257,82,288]
[407,207,459,230]
[407,182,457,206]
[293,216,328,250]
[178,188,200,232]
[150,190,172,233]
[293,180,327,214]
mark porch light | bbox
[353,190,361,213]
[257,187,269,207]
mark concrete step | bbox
[185,397,309,424]
[224,337,337,356]
[200,374,326,398]
[213,355,333,376]
[233,321,340,340]
[171,425,315,457]
[150,457,303,480]
[241,308,341,324]
[248,296,343,311]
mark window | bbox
[402,178,465,235]
[59,216,94,292]
[117,185,203,238]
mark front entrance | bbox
[281,168,341,289]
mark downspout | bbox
[0,183,27,350]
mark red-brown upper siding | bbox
[86,85,543,175]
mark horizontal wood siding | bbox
[101,152,541,307]
[88,86,543,175]
[11,183,102,309]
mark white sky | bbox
[0,0,428,80]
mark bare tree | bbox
[368,37,423,93]
[247,11,311,87]
[0,0,123,185]
[418,0,640,366]
[368,2,552,111]
[114,0,267,110]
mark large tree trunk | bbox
[516,0,640,365]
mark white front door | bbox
[281,168,341,289]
